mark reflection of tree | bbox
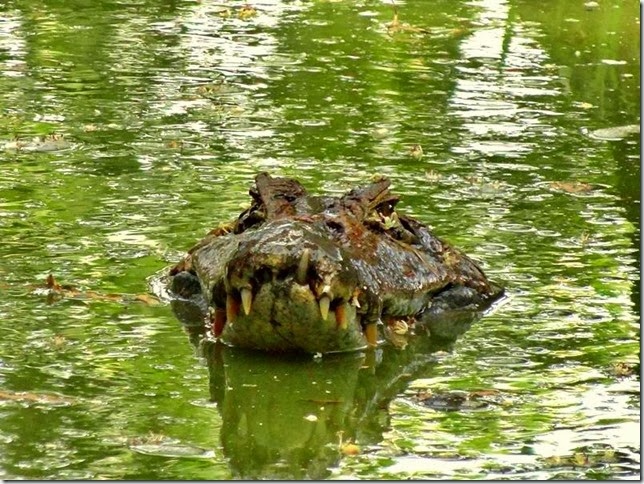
[1,0,291,174]
[517,0,640,124]
[262,1,473,169]
[445,0,639,284]
[609,138,640,318]
[515,0,640,318]
[0,0,638,479]
[1,1,182,175]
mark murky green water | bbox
[0,0,639,479]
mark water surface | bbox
[0,0,639,479]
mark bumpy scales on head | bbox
[169,173,504,353]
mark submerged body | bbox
[168,173,503,353]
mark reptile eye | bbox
[378,202,394,216]
[273,193,297,203]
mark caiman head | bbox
[169,173,503,353]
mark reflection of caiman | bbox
[169,173,504,353]
[190,317,475,479]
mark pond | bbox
[0,0,640,479]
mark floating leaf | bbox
[549,181,593,193]
[134,294,160,305]
[409,144,423,159]
[129,443,215,459]
[0,390,74,405]
[589,124,640,140]
[340,443,361,456]
[238,5,257,20]
[610,362,635,377]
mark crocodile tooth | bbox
[226,294,239,323]
[335,303,348,330]
[319,295,330,321]
[295,248,310,284]
[350,295,361,308]
[241,287,252,315]
[364,323,378,346]
[213,308,227,337]
[392,320,408,335]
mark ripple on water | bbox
[0,0,639,480]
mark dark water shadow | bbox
[182,313,479,479]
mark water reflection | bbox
[189,317,476,479]
[0,0,639,479]
[449,0,561,158]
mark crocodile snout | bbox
[210,220,373,352]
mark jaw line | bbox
[219,279,366,353]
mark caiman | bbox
[167,173,504,353]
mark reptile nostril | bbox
[254,267,272,285]
[325,220,343,233]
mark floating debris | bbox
[579,232,592,245]
[127,432,215,459]
[370,127,390,139]
[386,4,428,35]
[52,334,67,347]
[414,389,505,411]
[588,124,640,141]
[425,170,443,182]
[2,134,71,152]
[340,443,361,456]
[409,144,423,160]
[609,362,637,377]
[33,274,160,306]
[129,443,215,459]
[134,294,160,305]
[574,102,594,110]
[238,4,257,20]
[0,390,75,406]
[549,181,594,193]
[338,431,361,456]
[540,446,625,471]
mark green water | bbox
[0,0,639,479]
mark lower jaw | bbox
[216,313,372,353]
[211,280,378,353]
[220,325,370,354]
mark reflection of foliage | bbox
[0,0,639,480]
[518,0,640,123]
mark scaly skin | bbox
[168,173,504,353]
